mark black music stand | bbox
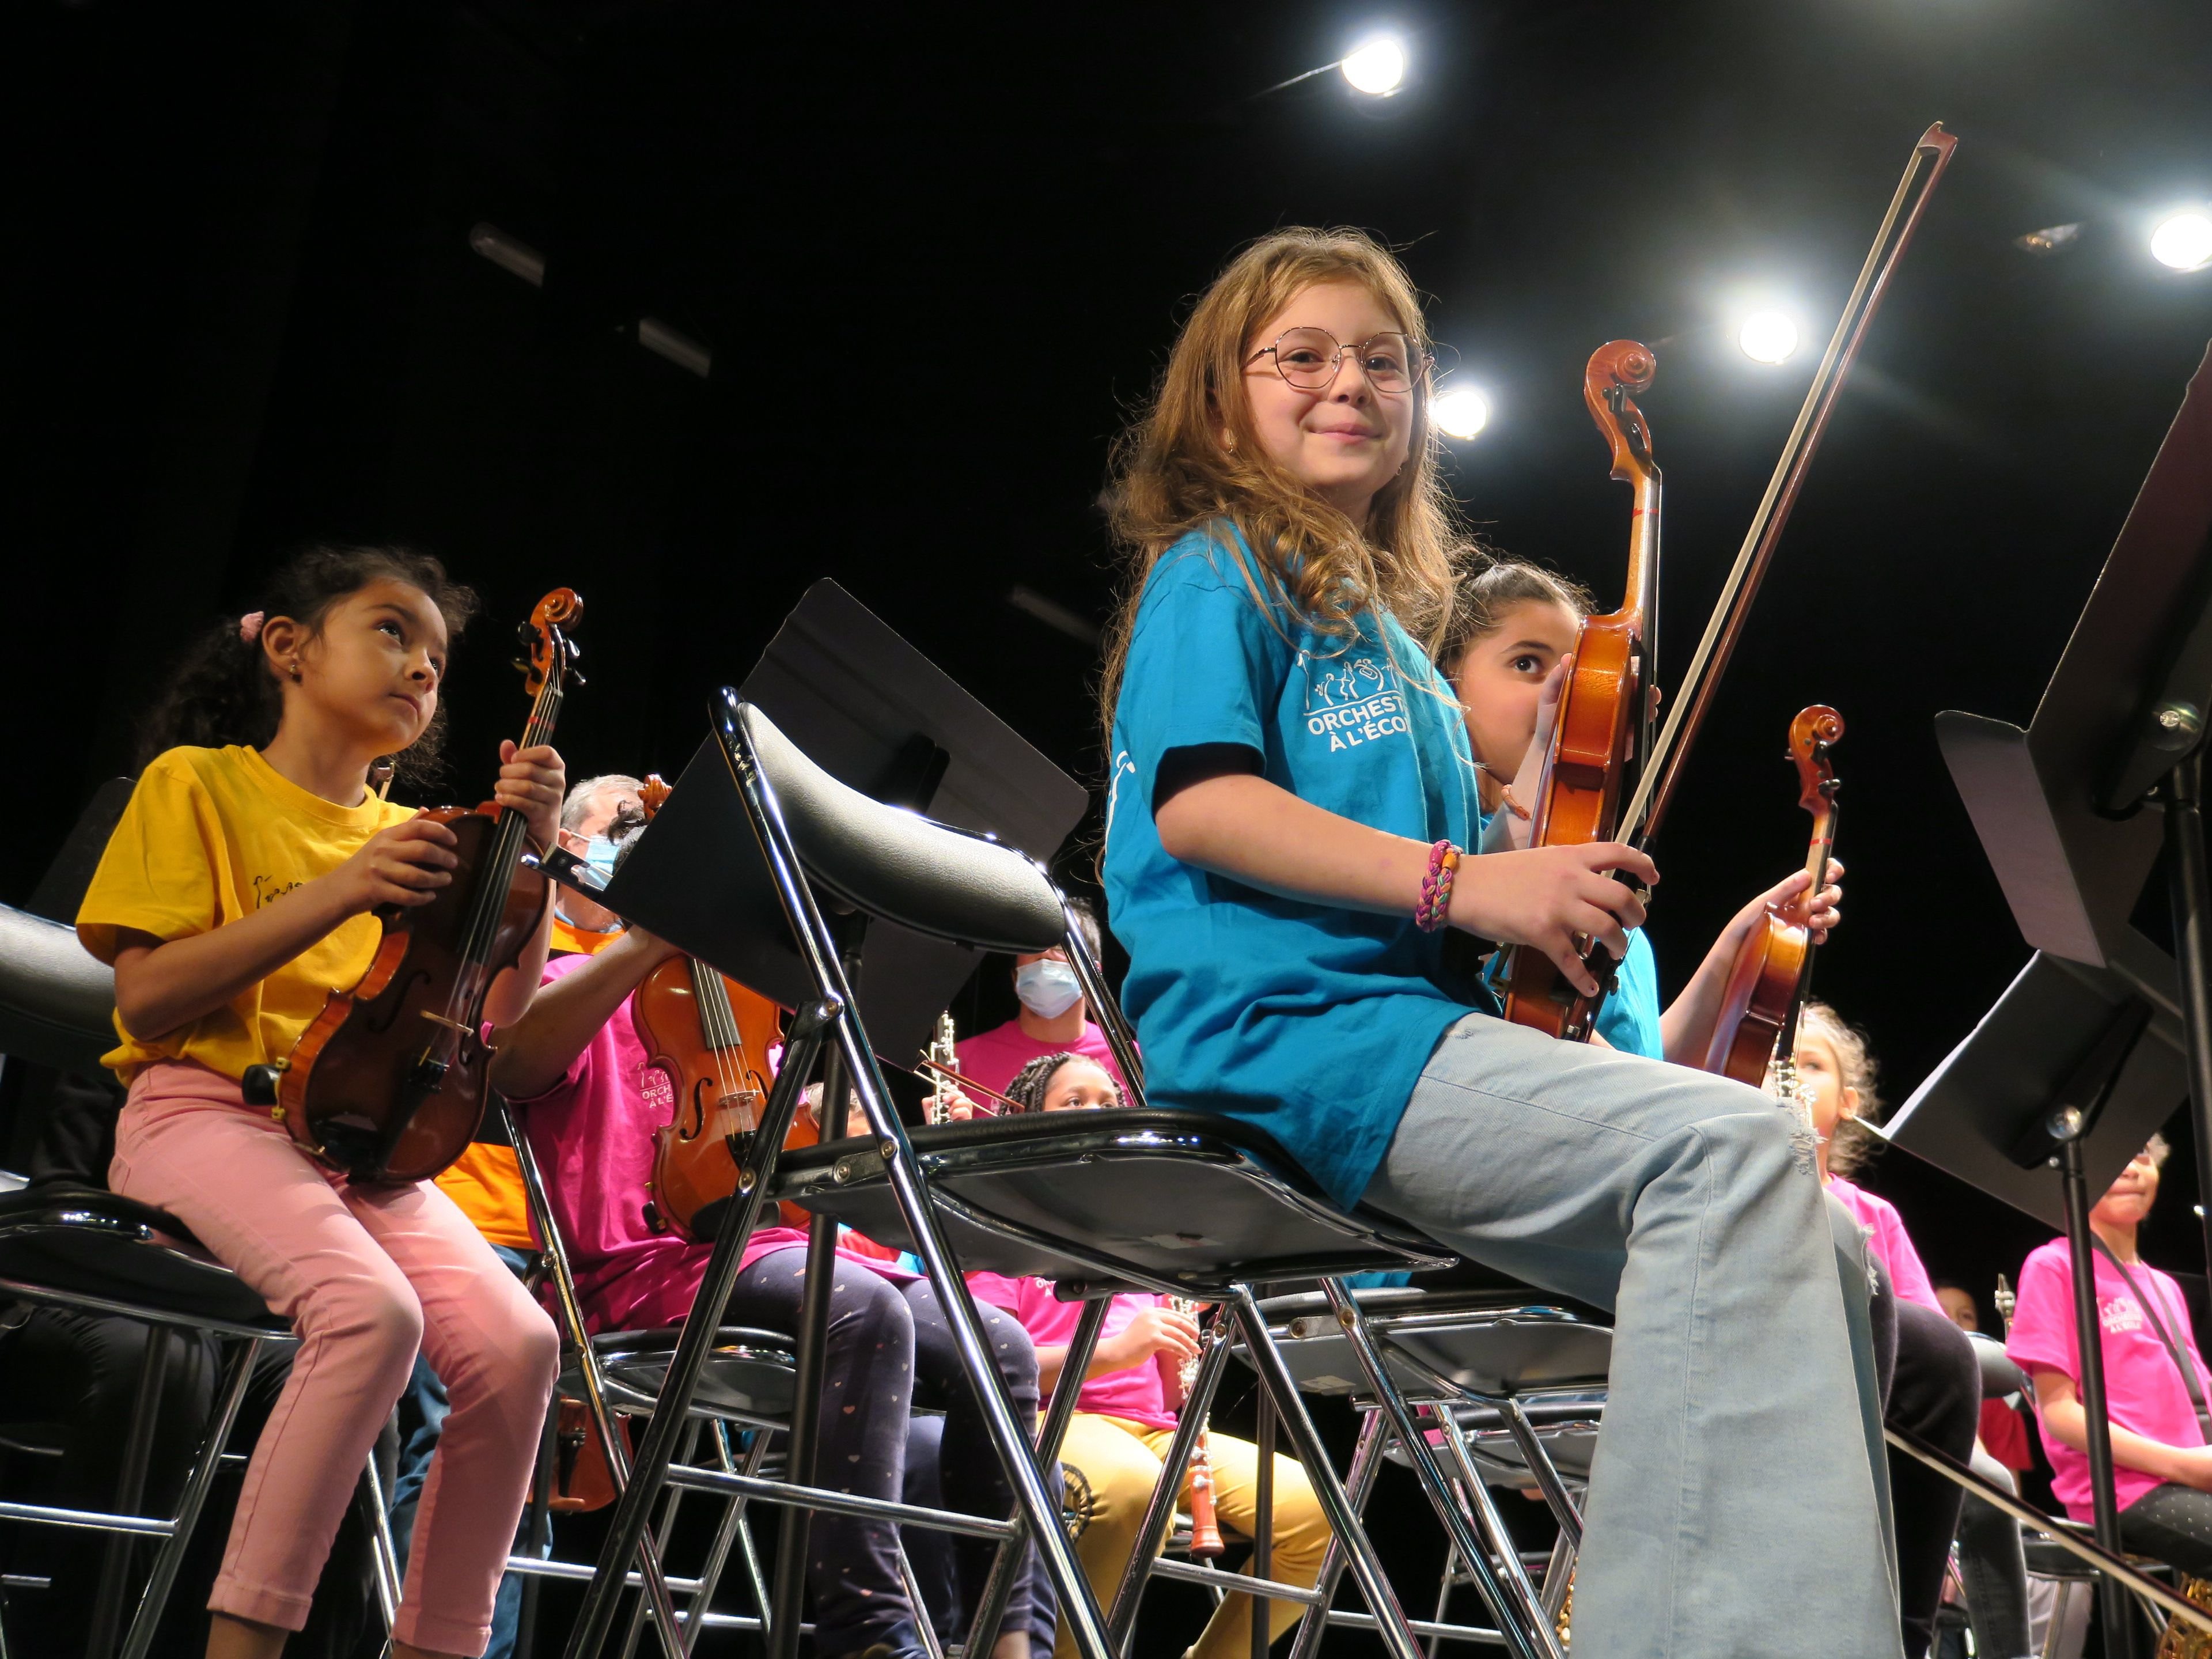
[1935,340,2212,1284]
[543,578,1090,1656]
[579,577,1089,1062]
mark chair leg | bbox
[893,1541,946,1659]
[517,1393,559,1659]
[87,1324,171,1659]
[1316,1282,1555,1659]
[1426,1404,1558,1655]
[118,1335,264,1659]
[619,1422,702,1659]
[1284,1409,1388,1659]
[1105,1313,1238,1650]
[1228,1287,1426,1659]
[681,1425,771,1656]
[562,1002,838,1659]
[963,1296,1112,1658]
[1250,1388,1274,1659]
[361,1435,403,1631]
[1492,1397,1583,1550]
[1537,1530,1575,1627]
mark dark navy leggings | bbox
[728,1252,1040,1657]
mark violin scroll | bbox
[1789,705,1845,815]
[520,588,585,697]
[639,773,672,819]
[1583,341,1658,484]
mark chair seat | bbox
[0,1184,284,1332]
[1384,1388,1608,1485]
[770,1109,1451,1290]
[1246,1286,1612,1399]
[563,1324,797,1423]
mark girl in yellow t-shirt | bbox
[77,544,566,1659]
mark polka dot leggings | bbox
[729,1250,1040,1657]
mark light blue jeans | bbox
[1361,1013,1901,1659]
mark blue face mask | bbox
[1014,959,1084,1021]
[579,835,623,886]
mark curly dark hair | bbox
[1003,1051,1085,1114]
[137,544,480,790]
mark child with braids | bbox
[77,546,566,1659]
[967,1052,1330,1659]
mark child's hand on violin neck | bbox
[334,817,460,913]
[497,740,567,848]
[1732,862,1844,945]
[1450,842,1657,999]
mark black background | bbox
[9,0,2212,1613]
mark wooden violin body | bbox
[267,589,582,1183]
[628,771,807,1236]
[635,955,805,1236]
[1702,706,1843,1085]
[1504,342,1661,1041]
[278,809,550,1180]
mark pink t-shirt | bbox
[955,1018,1131,1107]
[510,953,906,1334]
[970,1278,1179,1433]
[1827,1176,1942,1313]
[2006,1236,2212,1517]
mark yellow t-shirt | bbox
[77,744,415,1084]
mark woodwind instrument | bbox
[924,1012,959,1124]
[1169,1295,1225,1559]
[1994,1273,2016,1338]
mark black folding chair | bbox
[0,903,297,1659]
[559,694,1566,1659]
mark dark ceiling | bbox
[9,0,2212,1298]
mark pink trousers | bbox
[111,1063,559,1656]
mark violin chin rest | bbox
[241,1065,280,1108]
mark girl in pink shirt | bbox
[490,930,1044,1659]
[2007,1134,2212,1577]
[971,1052,1330,1659]
[1785,1005,1983,1659]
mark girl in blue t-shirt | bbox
[1099,227,1902,1658]
[1441,554,1844,1062]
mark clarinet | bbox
[1994,1272,2016,1338]
[925,1012,958,1125]
[1169,1296,1225,1559]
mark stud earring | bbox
[288,662,302,682]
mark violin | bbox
[1503,124,1956,1043]
[1701,706,1843,1086]
[630,775,809,1236]
[1502,341,1662,1042]
[259,589,583,1183]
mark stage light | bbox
[1738,310,1800,365]
[1340,36,1406,96]
[2151,210,2212,272]
[1433,385,1490,440]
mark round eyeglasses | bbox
[1247,328,1430,393]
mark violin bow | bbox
[1620,122,1958,850]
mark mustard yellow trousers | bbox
[1054,1411,1330,1659]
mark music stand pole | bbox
[2165,747,2212,1286]
[2054,1083,2143,1658]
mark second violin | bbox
[628,775,808,1237]
[1702,706,1844,1088]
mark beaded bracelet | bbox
[1415,839,1461,933]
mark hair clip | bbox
[238,611,266,644]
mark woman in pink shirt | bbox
[971,1052,1328,1659]
[489,927,1046,1659]
[2008,1134,2212,1577]
[1785,1004,1984,1659]
[952,902,1132,1105]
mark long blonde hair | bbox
[1100,228,1465,730]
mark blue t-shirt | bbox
[1103,527,1486,1207]
[1593,931,1664,1059]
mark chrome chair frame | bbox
[554,696,1563,1659]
